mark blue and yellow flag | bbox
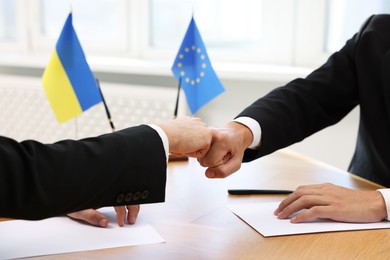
[42,13,102,123]
[171,17,225,115]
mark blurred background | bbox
[0,0,389,170]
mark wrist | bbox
[147,124,170,161]
[226,121,253,149]
[233,117,261,149]
[155,121,175,152]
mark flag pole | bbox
[173,77,181,119]
[96,78,115,132]
[170,76,188,162]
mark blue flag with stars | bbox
[171,17,225,115]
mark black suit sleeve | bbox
[0,125,167,220]
[237,17,376,162]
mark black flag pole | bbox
[96,78,115,132]
[170,76,188,161]
[173,77,181,119]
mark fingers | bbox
[198,129,230,167]
[272,183,382,223]
[67,209,109,228]
[199,131,239,178]
[126,205,140,224]
[68,206,141,228]
[274,184,323,216]
[198,123,250,178]
[290,206,331,223]
[275,194,328,220]
[185,147,210,159]
[115,205,140,226]
[114,206,126,227]
[273,184,333,223]
[204,154,241,178]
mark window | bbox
[326,0,390,53]
[147,0,295,64]
[0,0,389,69]
[0,0,26,52]
[0,0,16,42]
[150,0,263,49]
[32,0,128,54]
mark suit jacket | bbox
[0,125,167,219]
[238,15,390,187]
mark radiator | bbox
[0,75,186,143]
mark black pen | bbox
[228,189,293,195]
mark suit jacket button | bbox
[125,192,133,202]
[116,193,125,204]
[133,191,141,201]
[141,190,150,199]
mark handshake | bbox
[157,116,254,178]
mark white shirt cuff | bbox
[233,117,262,149]
[147,124,169,163]
[377,188,390,221]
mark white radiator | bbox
[0,75,186,143]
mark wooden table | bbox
[7,149,390,259]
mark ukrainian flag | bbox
[42,13,102,123]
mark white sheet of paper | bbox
[228,202,390,237]
[0,207,165,259]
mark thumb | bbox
[67,209,109,228]
[205,155,242,178]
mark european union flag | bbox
[171,17,225,115]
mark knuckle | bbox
[198,158,209,166]
[310,206,322,215]
[294,189,303,197]
[299,195,310,205]
[199,161,207,167]
[213,131,225,143]
[323,182,332,187]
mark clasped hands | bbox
[68,118,387,227]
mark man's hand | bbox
[198,121,253,178]
[274,183,387,223]
[114,205,140,226]
[157,116,212,158]
[67,205,140,227]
